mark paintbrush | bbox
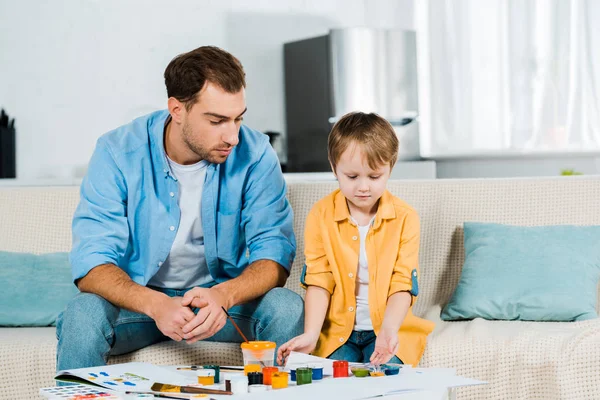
[126,391,208,399]
[221,306,266,367]
[150,382,232,395]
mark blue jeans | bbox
[56,286,304,371]
[327,330,403,364]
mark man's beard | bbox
[181,121,225,164]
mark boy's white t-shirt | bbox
[352,216,376,331]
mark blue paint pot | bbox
[308,363,323,380]
[382,364,400,376]
[290,368,297,381]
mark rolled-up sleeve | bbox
[69,138,129,283]
[241,144,296,271]
[301,208,335,294]
[388,210,420,300]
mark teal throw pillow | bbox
[0,251,78,326]
[441,223,600,322]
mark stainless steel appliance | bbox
[284,27,419,172]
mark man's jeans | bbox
[327,330,403,364]
[56,287,304,371]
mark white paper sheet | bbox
[54,362,191,393]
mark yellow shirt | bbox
[301,189,435,366]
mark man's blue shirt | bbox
[70,110,296,287]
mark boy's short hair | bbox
[328,111,399,171]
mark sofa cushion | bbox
[0,251,78,326]
[441,223,600,322]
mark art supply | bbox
[244,364,261,375]
[241,341,276,367]
[308,363,323,380]
[229,375,248,394]
[248,384,268,393]
[370,371,385,377]
[197,369,215,385]
[295,367,313,385]
[203,365,220,383]
[382,363,401,376]
[261,366,279,385]
[150,382,232,395]
[350,366,370,378]
[135,395,155,399]
[177,366,243,372]
[127,391,202,399]
[247,371,263,385]
[333,360,349,378]
[39,384,120,399]
[270,372,289,389]
[221,306,250,342]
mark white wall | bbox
[0,0,415,180]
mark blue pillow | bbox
[441,223,600,322]
[0,251,78,326]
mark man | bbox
[56,46,303,370]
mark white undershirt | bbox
[148,157,213,289]
[352,216,375,331]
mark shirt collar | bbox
[333,189,396,228]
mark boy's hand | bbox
[276,332,319,365]
[370,328,399,365]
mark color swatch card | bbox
[39,384,121,399]
[54,362,192,393]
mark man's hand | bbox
[180,287,228,343]
[276,332,319,366]
[370,328,399,365]
[149,295,196,342]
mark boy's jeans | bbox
[56,287,304,371]
[328,330,403,364]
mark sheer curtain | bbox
[416,0,600,157]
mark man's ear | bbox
[168,97,185,124]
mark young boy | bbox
[277,112,435,366]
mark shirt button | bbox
[170,192,175,197]
[352,236,358,241]
[339,337,345,343]
[348,273,354,278]
[169,226,175,231]
[158,261,163,267]
[348,306,354,312]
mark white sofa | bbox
[1,177,600,400]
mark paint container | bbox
[244,364,261,375]
[230,375,249,394]
[203,365,220,383]
[248,371,264,385]
[382,363,401,376]
[248,384,268,393]
[333,360,349,378]
[350,366,370,378]
[295,367,313,385]
[271,372,289,389]
[221,372,234,392]
[288,364,304,381]
[262,366,279,385]
[308,363,323,380]
[197,369,215,385]
[241,341,276,367]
